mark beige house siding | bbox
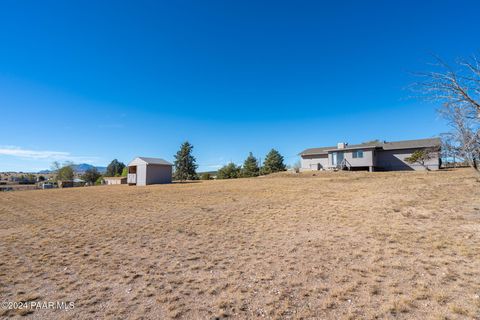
[127,157,173,186]
[299,138,441,172]
[136,164,148,186]
[104,177,127,185]
[145,165,172,185]
[300,154,328,170]
[327,149,374,168]
[375,149,440,171]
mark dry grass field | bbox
[0,169,479,319]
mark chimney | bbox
[337,142,348,149]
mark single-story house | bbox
[58,178,86,188]
[299,138,441,172]
[127,157,173,186]
[103,176,127,185]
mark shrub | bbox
[217,163,241,179]
[200,173,212,180]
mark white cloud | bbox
[0,146,99,163]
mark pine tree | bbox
[217,163,241,179]
[173,141,198,181]
[106,159,126,177]
[241,152,260,177]
[262,149,286,174]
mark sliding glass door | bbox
[332,152,344,166]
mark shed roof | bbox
[103,176,127,180]
[299,138,440,156]
[128,157,173,166]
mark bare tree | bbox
[441,134,460,167]
[292,160,301,173]
[414,55,480,176]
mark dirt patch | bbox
[0,169,479,319]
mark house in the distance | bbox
[103,176,127,185]
[299,138,441,172]
[127,157,173,186]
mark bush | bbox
[95,177,104,185]
[217,163,241,179]
[200,173,212,180]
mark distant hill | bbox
[72,164,107,173]
[198,171,218,175]
[38,164,107,174]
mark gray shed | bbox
[127,157,173,186]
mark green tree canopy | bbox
[173,141,198,181]
[241,152,260,177]
[57,164,74,181]
[121,167,128,177]
[106,159,126,177]
[405,147,438,170]
[217,163,241,179]
[95,176,104,185]
[200,172,212,180]
[82,167,102,184]
[262,149,286,174]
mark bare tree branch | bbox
[413,55,480,176]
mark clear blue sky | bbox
[1,0,478,172]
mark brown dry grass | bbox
[0,169,479,319]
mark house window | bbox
[352,150,364,158]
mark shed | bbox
[103,176,127,185]
[127,157,173,186]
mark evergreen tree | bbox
[106,159,126,177]
[262,149,286,174]
[173,141,198,181]
[82,167,102,184]
[217,163,241,179]
[241,152,260,177]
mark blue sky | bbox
[1,0,479,172]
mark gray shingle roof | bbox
[298,146,336,156]
[137,157,173,166]
[382,138,441,150]
[299,138,440,156]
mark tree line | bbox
[49,141,287,184]
[173,141,286,180]
[50,159,128,185]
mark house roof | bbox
[299,138,440,156]
[323,142,383,152]
[128,157,173,166]
[382,138,441,150]
[298,146,336,156]
[103,176,127,180]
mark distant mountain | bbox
[38,164,107,174]
[72,163,107,173]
